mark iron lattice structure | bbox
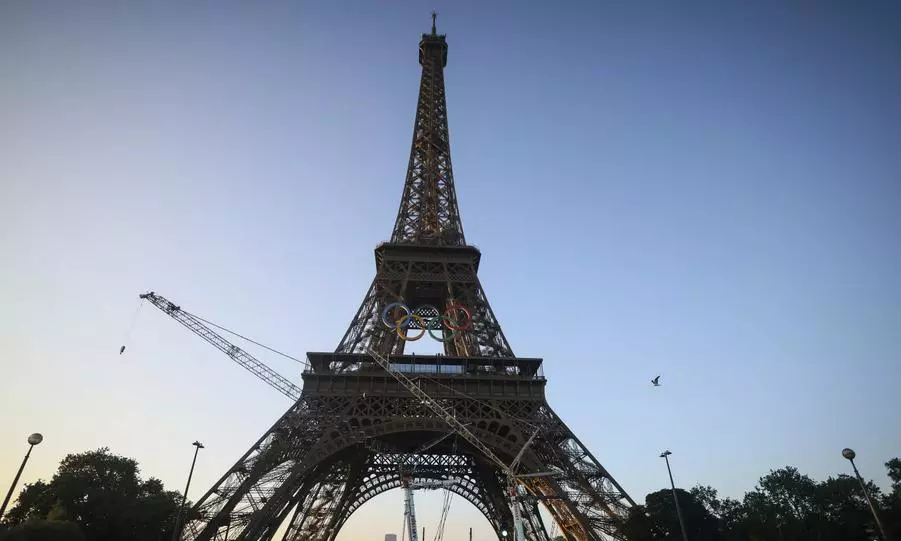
[180,19,635,541]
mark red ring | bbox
[444,303,472,331]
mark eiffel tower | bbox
[179,15,636,541]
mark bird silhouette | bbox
[651,375,661,386]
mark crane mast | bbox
[404,478,459,541]
[404,478,420,541]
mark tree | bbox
[1,482,56,526]
[884,458,901,540]
[1,448,185,541]
[0,520,85,541]
[622,488,718,540]
[816,475,879,541]
[886,458,901,489]
[715,497,746,541]
[621,504,662,541]
[736,466,823,540]
[621,461,899,541]
[689,485,721,516]
[687,485,750,541]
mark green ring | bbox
[427,315,457,342]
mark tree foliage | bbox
[886,458,901,487]
[0,520,85,541]
[0,448,186,541]
[2,447,898,541]
[884,458,901,541]
[622,458,901,541]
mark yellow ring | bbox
[396,314,427,341]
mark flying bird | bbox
[651,375,661,387]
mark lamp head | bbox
[193,441,205,449]
[659,450,672,458]
[27,433,43,446]
[842,448,856,461]
[500,530,508,538]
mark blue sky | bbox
[1,1,899,539]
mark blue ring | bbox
[381,302,412,330]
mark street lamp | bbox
[171,441,205,541]
[0,433,44,519]
[660,450,689,541]
[842,448,890,541]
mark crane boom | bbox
[140,291,302,401]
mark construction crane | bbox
[366,348,558,541]
[138,291,302,401]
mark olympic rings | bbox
[381,302,473,342]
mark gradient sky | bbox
[2,1,900,540]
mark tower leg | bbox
[180,399,324,540]
[278,461,353,541]
[180,397,632,541]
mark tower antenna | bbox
[431,11,437,34]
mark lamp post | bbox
[842,448,890,541]
[0,433,43,519]
[660,450,689,541]
[171,441,204,541]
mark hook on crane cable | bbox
[119,297,145,354]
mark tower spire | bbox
[390,13,464,246]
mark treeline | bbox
[620,457,901,540]
[2,449,899,540]
[0,448,188,541]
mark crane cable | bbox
[410,432,454,476]
[434,490,452,541]
[130,297,310,367]
[433,434,458,541]
[183,308,311,367]
[119,298,144,354]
